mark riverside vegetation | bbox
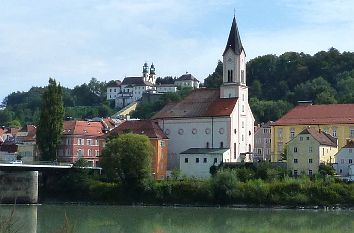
[42,134,354,207]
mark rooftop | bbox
[273,104,354,126]
[298,128,337,147]
[111,120,168,139]
[152,88,237,119]
[180,148,230,154]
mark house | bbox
[57,120,106,167]
[271,103,354,162]
[155,84,177,93]
[287,128,338,176]
[15,125,38,163]
[110,120,169,180]
[174,73,200,89]
[152,17,255,172]
[179,148,230,178]
[333,140,354,177]
[253,121,272,161]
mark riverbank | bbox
[41,171,354,208]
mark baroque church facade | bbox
[152,17,255,176]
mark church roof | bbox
[121,77,153,86]
[223,17,244,56]
[181,148,230,155]
[152,88,237,119]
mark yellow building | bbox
[287,128,338,176]
[271,103,354,162]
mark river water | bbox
[0,205,353,233]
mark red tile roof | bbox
[111,120,168,139]
[63,120,104,136]
[273,104,354,126]
[152,89,237,119]
[299,128,337,147]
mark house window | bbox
[294,158,298,163]
[290,128,295,139]
[88,149,92,157]
[340,169,342,173]
[160,141,165,147]
[242,135,244,141]
[185,158,188,163]
[95,150,99,157]
[220,142,224,148]
[308,170,313,176]
[234,143,237,159]
[242,105,245,112]
[306,136,309,140]
[242,121,244,128]
[300,137,303,141]
[257,148,262,154]
[277,128,283,138]
[203,158,207,163]
[77,149,83,157]
[294,170,298,176]
[87,139,92,145]
[214,158,218,163]
[341,159,344,164]
[349,159,353,164]
[332,128,337,137]
[196,158,199,163]
[349,149,353,153]
[309,158,313,163]
[350,128,354,138]
[294,147,298,153]
[309,147,313,153]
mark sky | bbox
[1,0,354,102]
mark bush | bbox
[210,169,239,204]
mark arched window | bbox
[220,142,224,148]
[206,142,210,148]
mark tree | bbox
[204,60,223,88]
[101,133,154,188]
[36,78,64,161]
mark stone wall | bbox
[0,171,38,204]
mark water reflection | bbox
[0,205,354,233]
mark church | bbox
[152,17,255,177]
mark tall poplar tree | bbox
[36,78,64,161]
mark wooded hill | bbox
[1,48,354,127]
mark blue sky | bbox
[1,0,354,102]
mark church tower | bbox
[220,16,248,100]
[149,63,156,84]
[143,62,149,81]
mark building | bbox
[179,148,230,178]
[287,128,338,176]
[333,140,354,177]
[174,73,200,89]
[110,120,169,180]
[271,103,354,162]
[155,84,177,93]
[152,17,255,174]
[106,80,122,100]
[253,121,272,161]
[15,125,37,163]
[57,120,106,167]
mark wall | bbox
[335,148,354,176]
[0,171,38,204]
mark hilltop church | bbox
[152,17,255,177]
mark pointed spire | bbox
[223,16,244,56]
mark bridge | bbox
[0,162,102,204]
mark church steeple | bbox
[223,16,244,56]
[220,16,247,99]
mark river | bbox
[0,205,353,233]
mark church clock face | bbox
[227,57,232,63]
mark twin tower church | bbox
[152,17,255,176]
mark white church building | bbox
[152,17,255,177]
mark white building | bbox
[174,73,200,89]
[180,148,230,178]
[156,84,177,93]
[334,140,354,177]
[152,16,255,175]
[106,80,122,100]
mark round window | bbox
[205,128,211,134]
[165,129,170,135]
[178,129,184,135]
[192,128,197,134]
[219,128,225,134]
